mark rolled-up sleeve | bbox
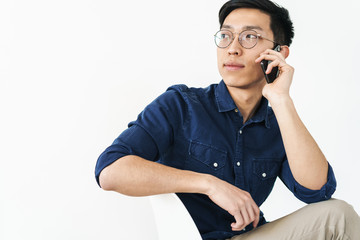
[280,159,337,204]
[94,89,186,186]
[95,125,159,186]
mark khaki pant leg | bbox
[229,199,360,240]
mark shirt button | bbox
[213,162,218,168]
[234,109,238,113]
[239,129,243,134]
[236,162,241,167]
[262,173,267,178]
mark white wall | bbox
[1,1,359,239]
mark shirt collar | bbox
[215,80,237,112]
[215,80,271,128]
[248,97,271,128]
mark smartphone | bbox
[260,45,281,84]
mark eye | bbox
[218,31,231,40]
[244,33,258,40]
[215,30,233,48]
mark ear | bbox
[280,45,290,59]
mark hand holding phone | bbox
[260,45,281,84]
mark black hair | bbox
[219,0,294,46]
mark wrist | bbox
[268,94,293,110]
[197,173,217,196]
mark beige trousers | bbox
[229,199,360,240]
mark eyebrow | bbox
[221,25,264,31]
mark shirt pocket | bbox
[186,140,227,178]
[251,158,282,204]
[252,158,282,180]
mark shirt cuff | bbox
[293,163,336,204]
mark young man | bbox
[95,0,360,239]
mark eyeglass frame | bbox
[214,29,279,49]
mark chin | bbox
[224,77,248,87]
[223,77,265,90]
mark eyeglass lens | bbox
[214,30,259,49]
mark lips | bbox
[224,62,245,71]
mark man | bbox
[95,0,360,239]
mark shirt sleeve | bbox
[94,88,187,186]
[279,158,337,204]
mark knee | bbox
[320,199,359,221]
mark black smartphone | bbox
[260,45,281,84]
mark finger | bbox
[255,53,278,63]
[256,48,285,62]
[263,48,284,58]
[245,202,256,225]
[267,59,291,74]
[252,204,260,228]
[253,213,260,228]
[231,213,245,231]
[240,206,251,226]
[232,207,252,231]
[266,59,281,74]
[244,202,259,229]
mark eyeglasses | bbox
[214,29,278,49]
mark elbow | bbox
[99,165,116,191]
[98,158,131,194]
[98,156,142,196]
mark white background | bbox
[1,0,359,239]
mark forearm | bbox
[100,157,261,230]
[99,155,211,196]
[270,96,328,190]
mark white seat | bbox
[149,193,202,240]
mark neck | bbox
[226,84,264,123]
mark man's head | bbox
[219,0,294,47]
[216,0,293,90]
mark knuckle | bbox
[229,209,238,215]
[228,206,239,215]
[243,191,250,197]
[241,200,249,206]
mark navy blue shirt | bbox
[95,80,336,240]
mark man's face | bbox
[217,8,275,89]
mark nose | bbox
[227,37,243,56]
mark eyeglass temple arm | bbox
[258,34,280,47]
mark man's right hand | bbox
[100,155,260,231]
[205,176,260,231]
